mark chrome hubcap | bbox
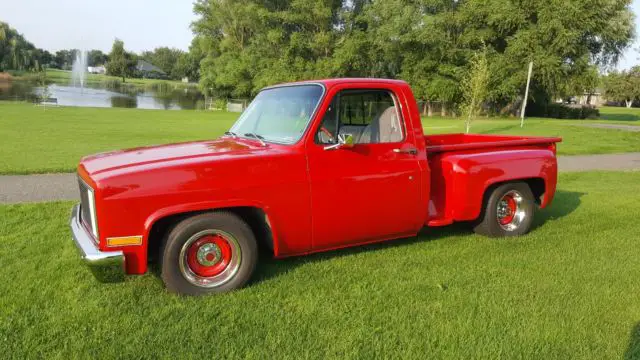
[179,229,242,288]
[496,190,526,231]
[196,243,222,266]
[497,201,513,219]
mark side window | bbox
[316,90,404,144]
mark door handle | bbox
[393,147,418,155]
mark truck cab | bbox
[70,78,561,295]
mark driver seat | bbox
[359,106,402,143]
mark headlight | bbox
[86,187,99,239]
[78,176,99,241]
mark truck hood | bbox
[81,138,267,176]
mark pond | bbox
[0,80,207,110]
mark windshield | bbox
[229,84,324,144]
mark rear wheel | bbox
[160,212,258,295]
[473,182,535,237]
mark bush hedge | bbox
[526,103,600,119]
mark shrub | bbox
[526,103,600,119]
[213,98,227,110]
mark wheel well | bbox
[523,178,545,205]
[483,178,546,206]
[147,207,275,263]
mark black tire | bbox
[473,182,535,237]
[160,212,258,295]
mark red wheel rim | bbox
[498,194,517,225]
[186,234,233,277]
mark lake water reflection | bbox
[0,81,206,110]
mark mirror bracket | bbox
[323,133,354,151]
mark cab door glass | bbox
[316,90,404,145]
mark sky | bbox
[2,0,640,69]
[618,0,640,69]
[1,0,197,53]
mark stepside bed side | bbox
[427,147,558,226]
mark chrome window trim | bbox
[316,88,406,145]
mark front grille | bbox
[78,178,95,238]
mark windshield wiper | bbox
[244,133,267,146]
[224,131,238,138]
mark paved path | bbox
[575,123,640,132]
[0,173,77,204]
[1,153,640,204]
[557,152,640,172]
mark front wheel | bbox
[160,212,258,295]
[473,182,535,237]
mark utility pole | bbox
[520,61,533,128]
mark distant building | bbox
[578,90,604,107]
[136,60,167,79]
[557,89,605,107]
[87,66,106,74]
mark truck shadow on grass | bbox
[251,190,584,285]
[251,224,471,284]
[530,190,584,231]
[626,322,640,360]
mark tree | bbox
[0,21,47,71]
[87,49,108,67]
[54,50,74,70]
[106,39,136,82]
[461,46,490,133]
[604,68,640,108]
[457,0,634,107]
[193,0,343,98]
[174,52,199,81]
[141,47,184,79]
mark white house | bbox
[87,66,106,74]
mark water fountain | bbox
[71,50,87,88]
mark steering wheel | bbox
[320,126,335,143]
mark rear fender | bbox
[436,149,558,222]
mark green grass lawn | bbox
[2,101,640,174]
[0,171,639,359]
[600,106,640,123]
[0,103,237,174]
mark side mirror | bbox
[324,133,355,151]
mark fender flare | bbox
[142,199,281,256]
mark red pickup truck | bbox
[71,78,561,295]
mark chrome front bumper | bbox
[70,204,125,282]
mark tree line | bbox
[0,21,203,82]
[192,0,634,113]
[0,22,52,72]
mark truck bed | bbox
[425,133,562,154]
[424,133,561,228]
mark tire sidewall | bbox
[161,213,257,295]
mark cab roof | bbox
[264,78,409,90]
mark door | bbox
[307,87,423,251]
